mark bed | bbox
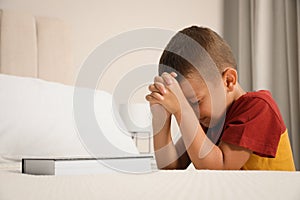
[0,9,300,200]
[0,170,299,200]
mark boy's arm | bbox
[151,105,190,169]
[147,76,191,169]
[156,73,251,170]
[173,136,192,169]
[173,105,251,170]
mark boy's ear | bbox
[222,68,237,92]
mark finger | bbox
[154,76,165,84]
[170,72,178,78]
[148,83,166,94]
[145,94,155,102]
[148,84,160,93]
[149,92,164,101]
[145,94,161,104]
[154,82,166,94]
[161,72,176,85]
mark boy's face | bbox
[179,72,227,128]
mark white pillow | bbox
[0,74,138,163]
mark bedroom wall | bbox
[0,0,224,103]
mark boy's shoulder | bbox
[239,90,280,112]
[231,90,276,110]
[226,90,284,125]
[242,90,273,101]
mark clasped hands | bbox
[146,72,186,116]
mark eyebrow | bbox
[186,91,205,99]
[187,97,198,102]
[187,95,204,103]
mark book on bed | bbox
[22,155,154,175]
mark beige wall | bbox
[0,0,224,102]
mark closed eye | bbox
[190,100,200,106]
[188,96,205,106]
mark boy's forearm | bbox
[174,102,225,170]
[153,115,178,169]
[153,114,172,150]
[153,113,189,169]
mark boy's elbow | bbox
[157,162,189,170]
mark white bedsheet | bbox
[0,167,299,200]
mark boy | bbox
[146,26,295,170]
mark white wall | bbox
[0,0,224,102]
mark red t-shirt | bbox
[221,90,286,158]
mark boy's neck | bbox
[233,83,246,101]
[226,83,246,111]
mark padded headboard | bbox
[0,10,74,85]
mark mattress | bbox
[0,164,300,200]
